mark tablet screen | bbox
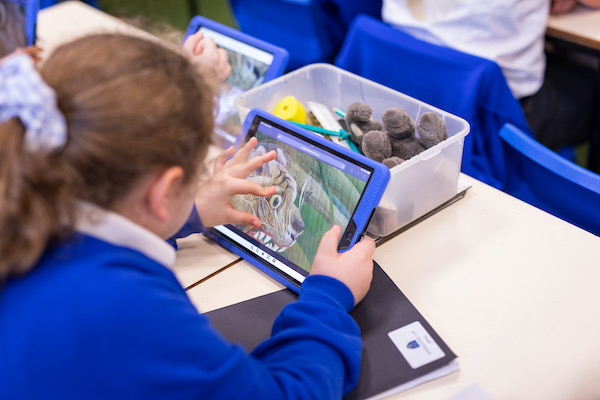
[198,26,274,146]
[213,116,374,285]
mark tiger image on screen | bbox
[232,133,367,272]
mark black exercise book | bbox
[206,261,457,399]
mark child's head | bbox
[0,33,216,277]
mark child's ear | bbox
[147,166,184,221]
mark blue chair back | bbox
[228,0,333,71]
[335,14,533,190]
[40,0,100,9]
[312,0,382,55]
[500,123,600,236]
[228,0,382,71]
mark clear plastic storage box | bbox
[234,64,470,237]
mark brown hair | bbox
[0,33,215,277]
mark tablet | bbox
[184,16,289,147]
[208,109,390,293]
[0,0,38,58]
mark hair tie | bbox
[0,53,67,152]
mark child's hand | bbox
[310,226,376,306]
[182,31,231,83]
[1,46,43,64]
[195,137,276,228]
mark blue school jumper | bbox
[0,203,361,399]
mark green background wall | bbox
[99,0,236,35]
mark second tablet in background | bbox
[184,16,289,147]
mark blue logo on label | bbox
[407,340,420,349]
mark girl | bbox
[0,33,375,399]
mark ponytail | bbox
[0,119,78,277]
[0,34,215,277]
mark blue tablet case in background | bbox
[25,0,38,46]
[184,16,289,147]
[184,15,289,82]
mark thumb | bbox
[315,225,342,257]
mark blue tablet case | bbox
[208,109,390,293]
[184,15,289,82]
[25,0,38,46]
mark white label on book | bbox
[388,321,445,369]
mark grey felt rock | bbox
[362,130,392,163]
[417,112,448,149]
[347,105,448,169]
[345,103,383,150]
[382,156,403,169]
[382,108,425,160]
[382,107,415,140]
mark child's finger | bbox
[213,146,235,174]
[200,37,218,59]
[182,31,204,57]
[228,180,276,198]
[227,137,259,165]
[216,48,232,82]
[233,150,276,176]
[347,235,376,259]
[226,209,262,228]
[315,225,342,257]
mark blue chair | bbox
[334,14,533,191]
[312,0,382,59]
[40,0,100,9]
[228,0,334,71]
[500,123,600,236]
[228,0,382,71]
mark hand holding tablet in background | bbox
[184,16,289,148]
[182,31,231,83]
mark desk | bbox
[39,3,600,399]
[185,175,600,399]
[547,4,600,53]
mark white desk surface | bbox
[39,3,600,399]
[186,175,600,400]
[547,4,600,51]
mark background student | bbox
[381,0,600,159]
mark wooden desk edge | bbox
[546,26,600,52]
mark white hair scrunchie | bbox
[0,53,67,152]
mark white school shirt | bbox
[381,0,549,99]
